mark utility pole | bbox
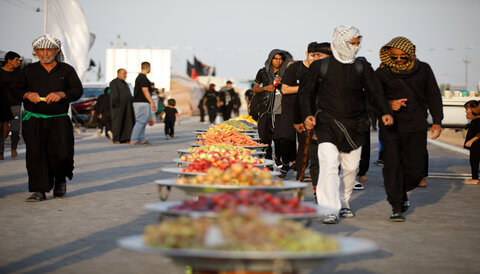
[463,57,471,91]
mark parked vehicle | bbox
[71,82,108,128]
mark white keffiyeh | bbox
[32,33,65,62]
[331,25,362,64]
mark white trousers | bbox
[315,142,362,215]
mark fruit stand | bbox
[118,117,377,273]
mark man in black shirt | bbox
[299,26,393,224]
[281,42,331,184]
[130,62,156,145]
[376,37,443,222]
[0,51,21,160]
[252,49,292,160]
[15,34,83,201]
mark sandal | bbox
[26,192,46,202]
[139,141,154,146]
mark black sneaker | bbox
[353,182,364,190]
[54,182,67,198]
[323,214,339,224]
[26,192,46,202]
[374,159,384,166]
[402,200,410,213]
[389,212,405,222]
[340,208,355,218]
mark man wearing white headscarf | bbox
[14,34,83,202]
[299,25,394,224]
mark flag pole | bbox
[43,0,47,34]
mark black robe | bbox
[109,78,135,142]
[15,61,82,192]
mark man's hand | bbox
[97,114,103,119]
[45,91,65,104]
[430,124,442,140]
[151,103,157,112]
[304,115,316,130]
[381,114,394,126]
[389,98,408,111]
[263,85,275,92]
[465,138,477,148]
[293,123,305,133]
[25,92,41,104]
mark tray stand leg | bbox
[157,185,171,201]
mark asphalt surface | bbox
[0,116,478,274]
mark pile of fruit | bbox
[178,163,281,186]
[171,190,316,214]
[223,120,254,131]
[181,155,263,173]
[187,143,258,155]
[233,115,257,125]
[205,123,248,134]
[180,149,264,165]
[144,209,339,251]
[195,131,264,146]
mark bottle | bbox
[273,76,279,87]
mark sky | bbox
[1,0,479,90]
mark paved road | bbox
[0,117,478,274]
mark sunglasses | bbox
[390,55,409,61]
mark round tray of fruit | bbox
[144,190,325,220]
[172,158,275,167]
[157,165,305,197]
[118,209,377,272]
[160,167,282,177]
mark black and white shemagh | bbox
[32,33,65,62]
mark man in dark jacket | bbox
[252,49,292,160]
[110,68,135,144]
[299,26,393,224]
[0,51,22,159]
[376,37,443,222]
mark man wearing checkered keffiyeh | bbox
[375,37,444,222]
[15,33,83,202]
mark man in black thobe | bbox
[15,34,83,202]
[109,68,135,144]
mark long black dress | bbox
[109,78,135,143]
[15,62,83,193]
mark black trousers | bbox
[199,107,205,122]
[380,126,426,212]
[358,131,371,177]
[164,120,175,137]
[207,107,216,124]
[258,113,276,160]
[274,138,296,165]
[22,116,74,193]
[296,131,319,186]
[469,143,480,179]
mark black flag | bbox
[187,60,194,77]
[194,56,210,76]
